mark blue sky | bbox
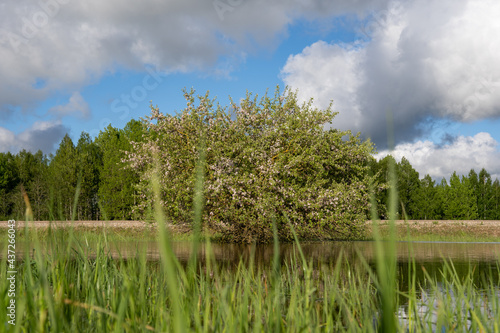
[1,0,500,180]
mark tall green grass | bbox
[2,229,500,332]
[2,141,500,332]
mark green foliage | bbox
[49,134,78,220]
[443,172,478,220]
[493,179,500,220]
[369,155,421,219]
[96,121,143,220]
[0,150,50,220]
[0,122,142,222]
[411,175,443,220]
[1,89,499,225]
[0,152,19,220]
[126,87,375,242]
[477,168,494,219]
[369,155,394,219]
[369,158,500,221]
[396,157,420,218]
[76,132,101,220]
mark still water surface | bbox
[9,240,500,329]
[11,240,500,287]
[104,240,500,267]
[122,240,500,285]
[15,239,500,263]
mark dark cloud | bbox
[0,121,68,154]
[0,0,391,119]
[282,0,500,149]
[438,133,458,147]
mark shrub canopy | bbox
[126,87,375,242]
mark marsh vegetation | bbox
[2,222,500,332]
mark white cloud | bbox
[0,127,16,153]
[0,0,390,118]
[0,121,68,153]
[281,41,367,130]
[375,133,500,181]
[49,92,90,119]
[281,0,500,147]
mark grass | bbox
[369,221,500,243]
[0,226,154,243]
[2,222,500,331]
[393,233,500,243]
[4,219,500,244]
[0,222,203,243]
[2,145,500,331]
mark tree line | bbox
[1,96,499,225]
[370,156,500,220]
[0,120,144,221]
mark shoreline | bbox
[367,219,500,238]
[2,219,500,242]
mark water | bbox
[101,240,500,267]
[5,240,500,330]
[10,239,500,264]
[10,239,500,285]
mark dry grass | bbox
[0,220,192,233]
[367,220,500,240]
[3,219,500,242]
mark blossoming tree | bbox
[125,87,375,243]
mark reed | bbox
[2,227,500,331]
[2,143,500,332]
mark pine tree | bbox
[468,169,479,194]
[492,178,500,219]
[76,132,101,220]
[412,174,441,219]
[435,178,448,219]
[370,155,397,219]
[11,150,50,220]
[477,168,494,219]
[96,120,143,220]
[0,152,18,220]
[444,172,478,219]
[397,157,420,219]
[49,134,78,220]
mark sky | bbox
[1,0,500,181]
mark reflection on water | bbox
[84,240,500,260]
[6,240,500,330]
[10,240,500,285]
[397,286,500,332]
[10,240,500,264]
[103,240,500,265]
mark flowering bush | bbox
[125,87,374,243]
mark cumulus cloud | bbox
[0,121,68,153]
[0,0,390,118]
[281,0,500,148]
[281,41,367,130]
[0,127,15,153]
[375,133,500,181]
[49,92,90,119]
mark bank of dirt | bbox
[0,220,190,236]
[2,220,500,239]
[367,220,500,239]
